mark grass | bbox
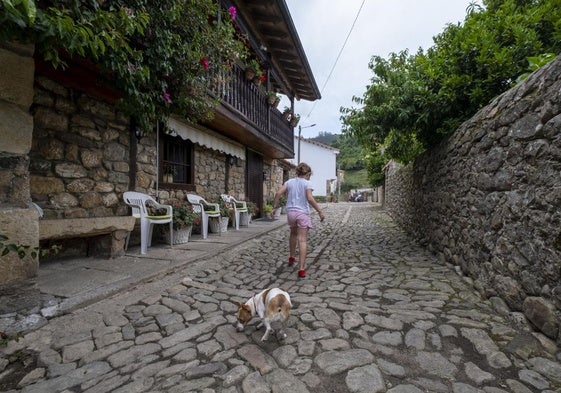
[341,169,370,191]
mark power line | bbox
[304,0,367,123]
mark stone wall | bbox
[30,76,252,251]
[0,43,39,285]
[31,76,132,219]
[384,55,561,342]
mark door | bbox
[246,149,263,218]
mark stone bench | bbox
[39,217,136,258]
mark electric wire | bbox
[303,0,366,123]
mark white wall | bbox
[287,137,339,196]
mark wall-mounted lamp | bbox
[263,171,268,181]
[227,156,237,167]
[134,127,143,141]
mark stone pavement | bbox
[1,202,561,393]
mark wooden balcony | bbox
[207,65,295,159]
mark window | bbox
[161,132,194,189]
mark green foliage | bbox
[364,150,388,187]
[171,202,197,230]
[0,234,60,259]
[516,53,557,83]
[341,0,561,165]
[340,169,369,193]
[0,0,248,133]
[330,133,367,171]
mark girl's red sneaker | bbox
[288,256,296,265]
[298,269,306,278]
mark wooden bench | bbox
[39,217,136,258]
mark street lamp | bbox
[297,123,316,164]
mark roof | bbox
[229,0,321,102]
[296,135,340,153]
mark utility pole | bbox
[297,123,316,164]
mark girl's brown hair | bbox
[296,162,312,177]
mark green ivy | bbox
[0,0,249,133]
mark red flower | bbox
[228,6,237,20]
[200,58,210,70]
[162,92,172,104]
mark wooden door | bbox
[246,149,263,218]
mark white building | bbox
[286,136,339,197]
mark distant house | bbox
[286,136,339,197]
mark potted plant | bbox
[245,59,262,80]
[162,161,177,183]
[266,91,281,107]
[290,113,300,127]
[210,199,232,233]
[282,106,292,121]
[164,202,197,244]
[247,201,258,222]
[263,204,273,219]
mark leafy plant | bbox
[340,0,561,166]
[516,53,557,83]
[247,201,258,216]
[245,58,262,78]
[0,234,60,259]
[0,1,250,134]
[217,199,233,218]
[263,204,273,214]
[171,203,197,230]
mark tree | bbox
[0,0,248,133]
[341,0,561,170]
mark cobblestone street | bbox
[1,202,560,393]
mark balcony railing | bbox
[210,66,294,151]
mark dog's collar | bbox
[252,295,257,315]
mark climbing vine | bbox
[0,0,249,132]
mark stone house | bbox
[0,0,320,285]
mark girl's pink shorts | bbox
[287,210,313,229]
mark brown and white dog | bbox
[236,288,292,342]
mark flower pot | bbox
[209,217,229,233]
[164,226,192,245]
[239,213,250,226]
[267,96,277,105]
[245,69,256,80]
[163,174,174,183]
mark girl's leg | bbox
[289,226,298,263]
[297,226,308,272]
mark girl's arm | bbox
[306,189,324,221]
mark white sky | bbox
[283,0,477,138]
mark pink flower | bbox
[228,6,236,20]
[200,58,209,70]
[162,92,172,104]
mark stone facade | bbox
[384,55,561,341]
[0,49,284,283]
[0,43,39,285]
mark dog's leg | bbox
[261,319,273,341]
[255,321,263,330]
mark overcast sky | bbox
[283,0,478,138]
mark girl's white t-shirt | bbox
[285,177,313,214]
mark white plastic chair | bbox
[187,194,221,239]
[221,194,249,230]
[123,191,173,255]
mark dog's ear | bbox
[242,304,251,312]
[236,302,243,308]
